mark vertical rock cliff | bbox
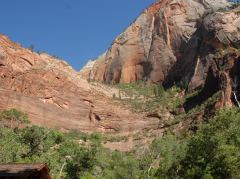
[80,0,230,85]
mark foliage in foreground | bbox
[0,109,140,179]
[152,108,240,178]
[0,107,240,178]
[175,108,240,178]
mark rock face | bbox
[81,0,240,108]
[0,35,159,133]
[81,0,231,85]
[181,6,240,108]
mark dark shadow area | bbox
[162,29,203,90]
[0,169,41,179]
[183,67,219,112]
[0,164,51,179]
[141,61,153,80]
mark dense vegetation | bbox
[0,84,240,179]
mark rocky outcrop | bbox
[167,6,240,87]
[180,7,240,108]
[81,0,240,109]
[80,0,230,84]
[0,35,159,133]
[167,5,240,112]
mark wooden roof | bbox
[0,163,51,178]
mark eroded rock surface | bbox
[0,35,159,133]
[175,6,240,109]
[81,0,240,109]
[81,0,230,85]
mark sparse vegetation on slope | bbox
[113,81,183,113]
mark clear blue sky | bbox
[0,0,155,70]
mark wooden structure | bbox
[0,163,51,179]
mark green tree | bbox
[65,147,97,179]
[176,108,240,178]
[21,126,47,156]
[111,154,139,179]
[139,133,186,178]
[0,127,27,162]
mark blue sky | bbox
[0,0,155,70]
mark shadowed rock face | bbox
[0,35,159,133]
[164,5,240,111]
[80,0,230,85]
[180,7,240,108]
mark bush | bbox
[0,127,27,163]
[21,126,47,156]
[0,108,29,128]
[28,44,35,52]
[43,129,65,151]
[138,133,186,178]
[65,147,97,178]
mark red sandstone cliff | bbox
[0,35,159,133]
[80,0,231,85]
[80,0,240,109]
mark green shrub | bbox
[65,147,97,179]
[21,126,47,156]
[0,108,29,128]
[0,127,27,163]
[28,44,35,52]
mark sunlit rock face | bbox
[0,35,159,133]
[81,0,231,85]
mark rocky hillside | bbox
[0,34,159,133]
[0,0,239,136]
